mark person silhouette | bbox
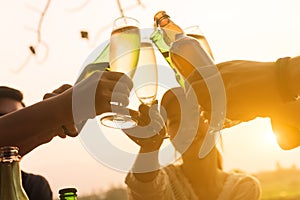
[123,87,261,200]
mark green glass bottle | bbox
[151,11,187,87]
[0,146,29,200]
[150,29,185,87]
[75,42,111,132]
[75,43,110,84]
[58,187,77,200]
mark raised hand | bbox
[122,100,167,152]
[189,60,281,126]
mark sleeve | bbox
[31,175,53,200]
[229,175,262,200]
[22,172,53,200]
[125,170,174,200]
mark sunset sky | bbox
[1,0,300,198]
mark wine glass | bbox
[133,33,169,139]
[184,25,214,60]
[100,16,141,129]
[133,40,158,106]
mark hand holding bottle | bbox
[191,60,281,124]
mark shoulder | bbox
[221,172,261,200]
[22,171,50,185]
[21,171,53,199]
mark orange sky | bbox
[1,0,300,198]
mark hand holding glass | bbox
[100,16,140,129]
[133,35,169,139]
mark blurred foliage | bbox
[256,164,300,200]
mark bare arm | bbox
[123,102,166,182]
[0,92,72,150]
[0,71,133,155]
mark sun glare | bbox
[265,129,278,146]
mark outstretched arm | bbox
[0,71,133,155]
[189,56,300,149]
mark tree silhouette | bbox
[15,0,145,72]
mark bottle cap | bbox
[154,11,170,27]
[0,146,20,162]
[59,188,77,197]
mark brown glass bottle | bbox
[153,11,185,46]
[151,11,186,87]
[153,11,239,148]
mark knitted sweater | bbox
[125,164,261,200]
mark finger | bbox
[150,119,165,134]
[63,124,79,137]
[55,127,67,139]
[53,84,72,94]
[189,80,211,111]
[149,104,162,122]
[128,108,140,119]
[43,93,56,100]
[99,79,131,99]
[100,71,133,90]
[111,81,131,101]
[139,103,151,113]
[138,104,151,126]
[151,100,158,105]
[44,84,73,100]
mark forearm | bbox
[126,161,172,200]
[132,149,160,182]
[0,88,73,148]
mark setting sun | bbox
[264,129,278,147]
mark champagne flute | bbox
[184,25,214,60]
[100,16,140,129]
[133,40,158,106]
[133,34,169,139]
[185,25,241,128]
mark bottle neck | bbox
[0,146,29,200]
[156,16,184,46]
[150,29,170,53]
[59,193,77,200]
[59,188,77,200]
[0,146,20,163]
[93,43,110,64]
